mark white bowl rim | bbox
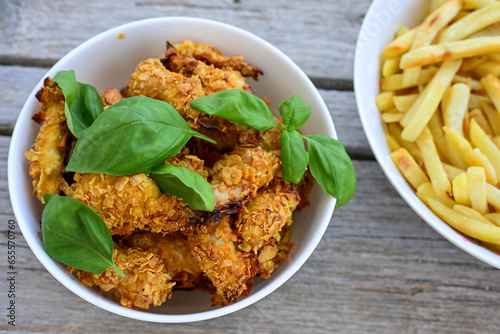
[8,16,337,323]
[354,0,500,270]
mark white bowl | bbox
[8,17,336,322]
[354,0,500,269]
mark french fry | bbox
[382,111,404,123]
[473,60,500,77]
[380,67,437,91]
[381,26,418,58]
[396,26,411,38]
[486,182,500,210]
[430,0,448,12]
[375,92,395,111]
[464,0,498,9]
[417,182,456,207]
[428,112,449,163]
[480,73,500,112]
[453,204,496,226]
[469,109,494,136]
[416,0,463,48]
[493,136,500,150]
[400,37,500,69]
[391,148,430,189]
[401,59,462,142]
[452,173,472,206]
[452,75,483,91]
[416,127,452,197]
[387,123,423,164]
[441,83,470,136]
[393,94,419,113]
[467,148,499,185]
[467,166,488,215]
[485,213,500,227]
[382,57,401,78]
[442,126,472,170]
[443,162,466,181]
[478,97,500,136]
[420,195,500,245]
[439,3,500,43]
[385,133,401,151]
[470,118,500,177]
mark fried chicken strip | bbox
[70,243,175,310]
[25,78,69,203]
[167,39,263,80]
[187,215,257,304]
[236,178,300,254]
[256,225,293,278]
[125,231,208,289]
[125,58,206,129]
[61,173,197,236]
[211,145,281,211]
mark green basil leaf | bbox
[190,89,278,131]
[41,194,125,277]
[280,130,309,184]
[279,96,312,131]
[305,135,356,208]
[53,70,103,138]
[150,164,215,211]
[66,96,216,175]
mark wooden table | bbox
[1,1,500,333]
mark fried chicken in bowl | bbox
[9,17,337,322]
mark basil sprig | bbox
[191,90,356,208]
[42,194,125,277]
[150,164,215,211]
[66,96,216,175]
[53,70,103,138]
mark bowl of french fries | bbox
[355,0,500,268]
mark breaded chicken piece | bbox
[187,215,257,304]
[125,58,206,129]
[70,243,175,310]
[256,225,293,278]
[60,173,197,236]
[211,145,281,211]
[235,178,300,253]
[125,231,208,290]
[167,40,263,80]
[25,78,70,203]
[165,147,211,180]
[101,88,124,107]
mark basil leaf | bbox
[190,89,278,131]
[279,96,312,131]
[305,135,356,208]
[41,194,125,277]
[280,130,309,184]
[53,70,103,138]
[150,164,215,211]
[66,96,216,175]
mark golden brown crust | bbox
[69,243,175,310]
[61,173,196,236]
[25,78,69,203]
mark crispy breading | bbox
[167,39,263,80]
[165,147,211,180]
[69,243,175,310]
[256,225,293,278]
[235,178,300,253]
[101,88,124,107]
[125,231,208,289]
[125,58,206,129]
[60,173,197,236]
[211,145,281,211]
[24,78,69,203]
[187,215,257,304]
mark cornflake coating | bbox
[60,173,197,236]
[165,147,211,180]
[211,145,281,210]
[70,243,175,310]
[236,178,300,253]
[256,225,293,279]
[125,231,209,290]
[187,215,257,304]
[167,39,263,80]
[24,78,69,203]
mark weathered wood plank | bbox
[0,0,371,83]
[2,160,500,333]
[0,65,370,156]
